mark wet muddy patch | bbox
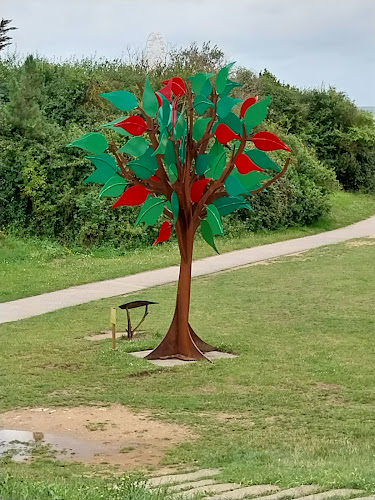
[0,404,192,468]
[0,429,105,462]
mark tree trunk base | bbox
[146,313,216,361]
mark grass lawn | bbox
[1,191,375,302]
[1,238,375,496]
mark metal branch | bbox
[108,141,162,193]
[250,157,290,195]
[193,90,218,156]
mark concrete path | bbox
[1,216,375,324]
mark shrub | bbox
[1,47,368,250]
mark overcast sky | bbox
[3,0,375,105]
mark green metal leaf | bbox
[213,196,252,216]
[102,116,130,136]
[195,154,212,175]
[232,169,271,191]
[99,174,127,198]
[189,72,215,95]
[244,95,271,133]
[153,132,168,155]
[174,112,187,140]
[83,154,119,184]
[158,97,171,127]
[143,77,159,118]
[213,112,242,135]
[206,151,227,180]
[117,137,150,156]
[216,62,236,95]
[102,116,127,127]
[135,196,165,227]
[179,136,186,164]
[193,117,211,141]
[225,175,248,197]
[217,96,242,119]
[68,132,108,154]
[171,191,179,223]
[193,95,214,115]
[221,79,243,96]
[246,148,281,171]
[200,78,213,97]
[100,90,137,111]
[127,148,158,179]
[168,164,178,184]
[164,139,177,166]
[209,139,225,158]
[201,219,219,254]
[206,204,224,236]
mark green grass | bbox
[0,470,175,500]
[1,191,375,302]
[1,239,375,492]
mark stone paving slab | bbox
[129,350,237,366]
[146,470,369,500]
[249,485,322,500]
[205,484,280,500]
[180,483,242,497]
[168,479,217,492]
[1,216,374,324]
[292,490,363,500]
[147,468,221,487]
[84,330,129,341]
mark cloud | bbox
[3,0,375,104]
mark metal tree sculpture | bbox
[68,63,291,361]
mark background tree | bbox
[0,19,17,52]
[69,64,291,360]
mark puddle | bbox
[0,405,193,467]
[0,429,106,462]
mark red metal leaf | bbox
[215,123,241,144]
[251,131,291,152]
[240,96,259,118]
[151,175,160,182]
[162,77,186,97]
[153,221,173,245]
[159,79,173,101]
[114,115,148,136]
[171,77,186,97]
[156,92,163,108]
[235,153,264,174]
[190,178,212,203]
[112,185,150,207]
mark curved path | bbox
[1,216,375,324]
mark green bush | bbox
[0,46,371,249]
[252,71,375,192]
[224,132,337,235]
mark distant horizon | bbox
[359,106,375,113]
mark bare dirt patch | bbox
[0,404,193,468]
[346,238,375,247]
[85,330,151,341]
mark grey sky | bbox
[3,0,375,105]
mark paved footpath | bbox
[145,468,374,500]
[1,216,375,324]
